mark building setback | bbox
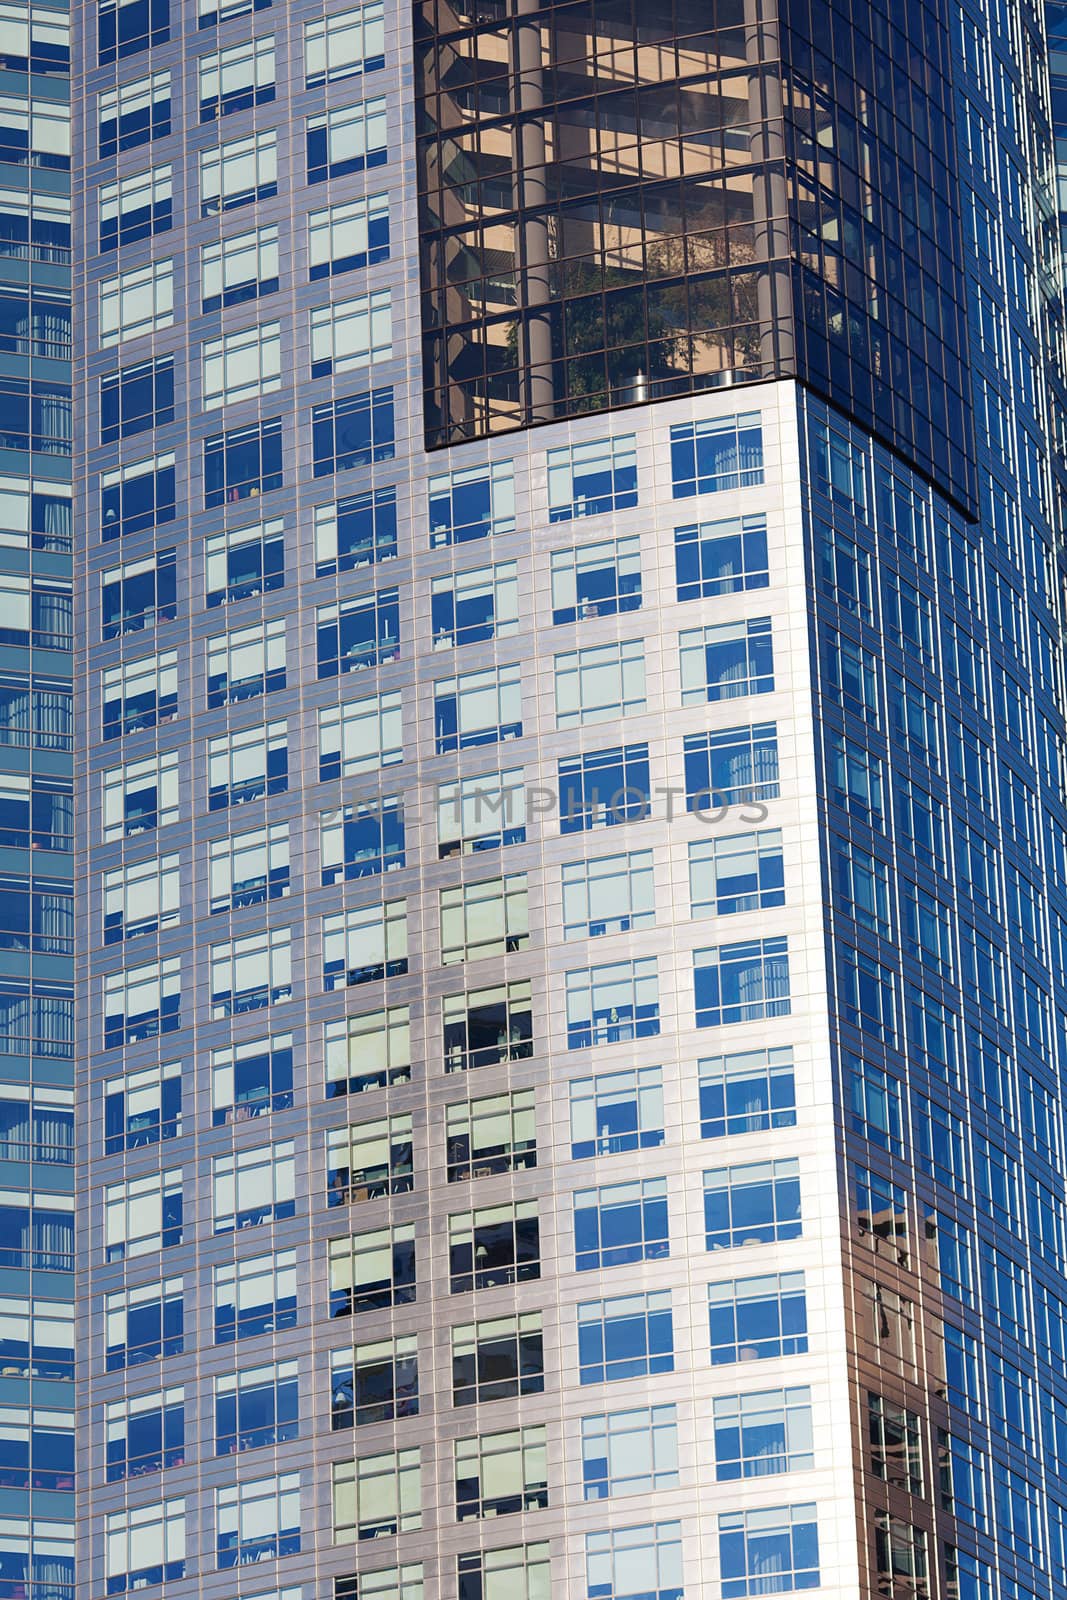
[70,0,1067,1598]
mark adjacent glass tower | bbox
[72,1,1067,1599]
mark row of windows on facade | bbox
[96,0,383,78]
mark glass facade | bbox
[69,3,1067,1600]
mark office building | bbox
[70,1,1067,1598]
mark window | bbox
[828,733,883,822]
[429,460,515,547]
[327,1113,413,1203]
[694,938,790,1028]
[816,521,873,619]
[452,1313,543,1407]
[455,1425,547,1520]
[809,418,867,512]
[0,873,72,954]
[0,285,69,356]
[709,1272,807,1365]
[670,412,763,497]
[337,1569,424,1600]
[548,434,637,521]
[99,259,173,346]
[202,321,281,410]
[213,1140,295,1233]
[585,1522,682,1600]
[328,1225,416,1316]
[309,192,389,277]
[325,1005,410,1098]
[440,874,528,965]
[101,450,175,539]
[0,97,69,170]
[201,225,279,312]
[322,900,408,990]
[874,1514,928,1600]
[217,1473,300,1567]
[577,1291,673,1385]
[0,573,71,647]
[680,618,774,704]
[690,831,784,917]
[207,618,285,706]
[443,978,532,1072]
[574,1178,668,1272]
[822,630,879,722]
[205,519,284,606]
[200,0,269,22]
[211,1033,293,1125]
[836,947,896,1042]
[104,1062,181,1152]
[559,743,650,832]
[215,1360,298,1454]
[869,1394,923,1495]
[562,850,654,941]
[832,839,891,935]
[105,1387,184,1480]
[853,1166,908,1264]
[714,1388,813,1479]
[457,1545,548,1600]
[101,356,174,443]
[305,1,384,86]
[435,663,521,752]
[570,1067,663,1160]
[431,560,518,647]
[0,1086,72,1163]
[99,163,171,250]
[566,957,659,1048]
[448,1200,539,1292]
[0,1190,72,1269]
[683,724,780,811]
[0,1404,73,1490]
[437,766,525,857]
[0,473,71,552]
[105,1277,183,1369]
[101,550,177,640]
[214,1249,297,1342]
[210,928,292,1016]
[719,1505,820,1597]
[311,288,391,378]
[199,36,274,120]
[98,0,168,62]
[321,797,404,881]
[675,514,769,600]
[103,956,180,1047]
[207,720,287,809]
[104,1168,183,1262]
[201,129,277,215]
[315,487,397,576]
[445,1089,536,1181]
[333,1450,420,1541]
[0,1295,74,1379]
[316,589,399,677]
[582,1405,678,1499]
[554,640,645,727]
[105,748,175,844]
[0,187,70,264]
[0,774,72,852]
[209,823,289,911]
[331,1335,418,1428]
[313,386,394,475]
[105,1500,185,1594]
[98,70,170,158]
[550,534,641,622]
[204,416,283,505]
[0,5,69,72]
[704,1160,801,1250]
[306,96,387,183]
[699,1048,796,1138]
[319,691,401,779]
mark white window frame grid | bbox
[208,720,287,806]
[210,1031,292,1124]
[103,751,180,840]
[103,955,180,1045]
[434,663,522,749]
[453,1424,547,1519]
[324,1005,411,1095]
[200,129,277,213]
[445,1089,536,1177]
[105,1499,186,1591]
[199,35,275,113]
[99,164,172,241]
[207,618,285,702]
[216,1472,300,1562]
[569,1066,664,1159]
[428,460,516,548]
[547,433,638,521]
[585,1522,683,1599]
[322,899,408,990]
[689,828,785,918]
[105,1386,184,1473]
[105,1275,182,1362]
[554,640,645,728]
[550,534,642,621]
[431,559,519,647]
[103,852,180,940]
[205,517,283,604]
[319,691,402,777]
[209,822,289,912]
[104,1060,181,1150]
[0,3,69,62]
[202,320,281,410]
[581,1404,679,1499]
[308,191,388,274]
[213,1248,296,1332]
[98,70,170,150]
[104,1168,182,1261]
[201,226,279,310]
[309,287,391,375]
[306,96,387,174]
[305,0,384,86]
[332,1448,421,1542]
[436,766,525,857]
[561,849,655,940]
[209,927,292,1016]
[212,1139,295,1233]
[99,259,174,347]
[327,1112,413,1201]
[439,873,528,966]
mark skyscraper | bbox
[71,1,1067,1598]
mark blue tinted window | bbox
[559,744,650,833]
[709,1273,808,1365]
[313,388,395,476]
[577,1292,673,1385]
[670,413,763,498]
